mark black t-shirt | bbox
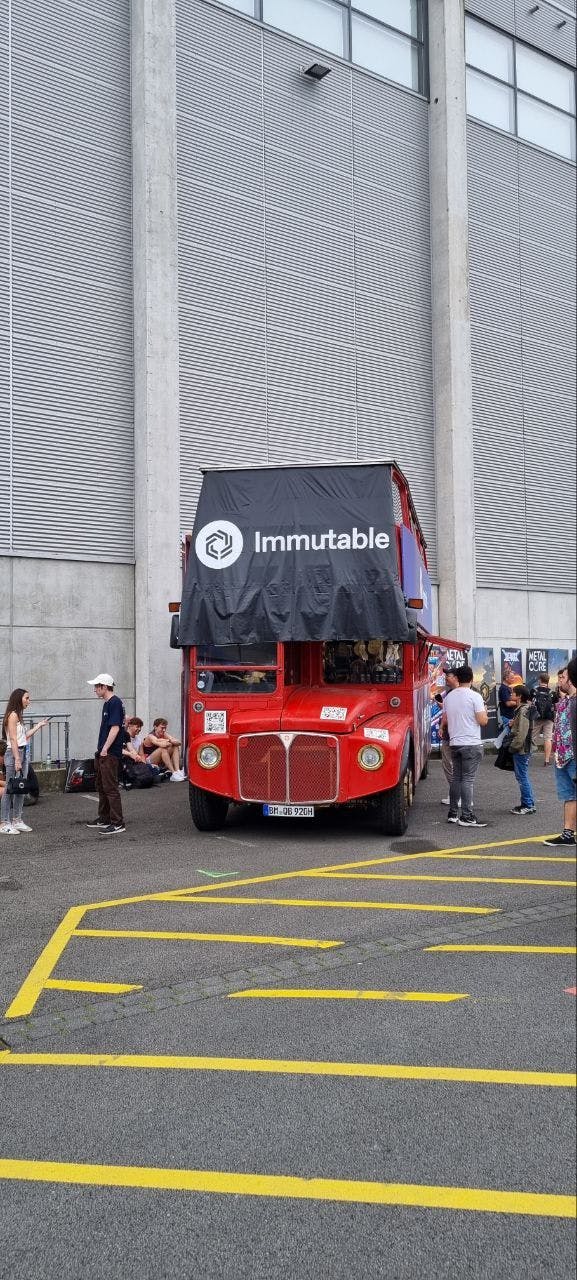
[97,695,125,757]
[498,683,515,716]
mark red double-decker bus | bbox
[170,461,466,836]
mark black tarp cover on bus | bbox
[178,463,410,645]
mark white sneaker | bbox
[0,823,19,834]
[170,770,185,782]
[13,820,32,832]
[441,797,451,805]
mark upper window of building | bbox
[465,15,576,162]
[218,0,427,95]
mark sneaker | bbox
[99,823,126,835]
[0,823,19,835]
[542,832,576,847]
[458,815,488,828]
[86,819,108,829]
[441,797,451,805]
[12,820,32,832]
[511,805,536,815]
[447,812,459,824]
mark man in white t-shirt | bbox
[442,665,489,828]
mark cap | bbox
[87,673,115,687]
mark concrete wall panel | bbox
[0,556,10,624]
[12,560,134,629]
[12,626,135,706]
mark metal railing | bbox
[22,715,71,768]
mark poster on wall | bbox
[548,649,569,682]
[526,649,548,689]
[428,645,447,747]
[472,647,499,740]
[500,648,523,682]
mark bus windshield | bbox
[323,641,403,685]
[195,643,278,694]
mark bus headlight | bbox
[197,744,222,769]
[358,745,384,771]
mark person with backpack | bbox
[508,685,537,815]
[531,674,555,765]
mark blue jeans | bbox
[0,749,29,825]
[513,753,535,809]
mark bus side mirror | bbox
[170,613,180,649]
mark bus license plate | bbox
[263,804,314,818]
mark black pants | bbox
[95,755,124,826]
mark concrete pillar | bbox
[131,0,182,733]
[429,0,477,645]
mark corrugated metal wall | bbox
[468,119,576,591]
[0,0,134,562]
[176,0,437,575]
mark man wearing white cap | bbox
[86,673,126,835]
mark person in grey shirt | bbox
[442,665,489,828]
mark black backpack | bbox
[122,760,157,789]
[533,688,554,722]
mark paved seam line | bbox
[1,897,574,1049]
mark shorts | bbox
[555,758,576,803]
[533,719,553,742]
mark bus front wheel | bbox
[375,762,414,836]
[189,783,229,832]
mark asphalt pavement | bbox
[0,756,575,1279]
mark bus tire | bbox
[375,761,414,836]
[189,783,229,832]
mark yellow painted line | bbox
[426,944,577,955]
[78,835,560,909]
[4,905,87,1020]
[1,1051,573,1087]
[405,853,576,864]
[173,895,497,915]
[228,989,468,1002]
[1,833,554,1020]
[309,872,576,888]
[43,979,142,995]
[73,928,342,949]
[0,1159,573,1217]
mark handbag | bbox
[7,769,34,795]
[494,738,514,771]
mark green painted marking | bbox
[195,870,240,879]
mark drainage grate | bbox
[0,878,22,891]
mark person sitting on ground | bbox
[508,685,537,816]
[142,719,185,781]
[123,717,146,762]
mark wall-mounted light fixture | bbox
[555,17,567,26]
[528,3,540,12]
[302,62,331,81]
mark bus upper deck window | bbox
[323,641,402,685]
